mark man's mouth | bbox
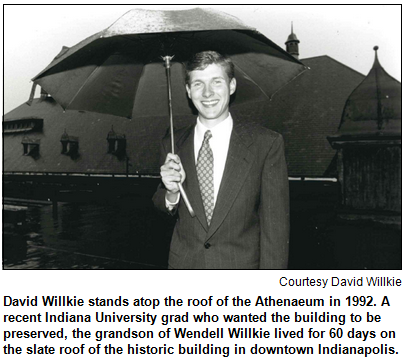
[201,100,219,107]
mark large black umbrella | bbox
[32,8,307,216]
[32,8,306,118]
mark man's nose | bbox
[202,85,214,98]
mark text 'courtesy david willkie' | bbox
[279,276,402,288]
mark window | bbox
[106,126,126,158]
[60,130,79,158]
[21,136,40,158]
[3,118,43,134]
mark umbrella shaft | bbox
[179,183,195,217]
[165,66,175,154]
[164,56,195,218]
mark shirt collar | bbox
[195,113,233,141]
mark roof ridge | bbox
[301,55,366,78]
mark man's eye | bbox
[213,80,223,85]
[192,82,202,87]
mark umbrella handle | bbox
[178,182,195,218]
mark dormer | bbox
[22,136,40,158]
[60,129,79,159]
[107,126,126,158]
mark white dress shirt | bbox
[166,113,233,209]
[194,114,233,205]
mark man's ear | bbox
[229,78,237,95]
[186,84,191,99]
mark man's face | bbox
[186,63,236,127]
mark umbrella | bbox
[32,8,306,118]
[31,8,307,216]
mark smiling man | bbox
[153,51,289,269]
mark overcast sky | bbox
[3,4,401,114]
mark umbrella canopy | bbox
[32,8,306,119]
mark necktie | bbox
[197,130,214,225]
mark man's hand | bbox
[160,153,186,203]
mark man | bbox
[153,51,289,269]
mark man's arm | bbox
[259,133,290,269]
[152,141,185,215]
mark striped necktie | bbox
[196,130,214,225]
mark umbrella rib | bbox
[66,64,103,109]
[269,66,308,101]
[233,63,270,100]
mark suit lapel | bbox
[177,126,209,231]
[206,122,255,240]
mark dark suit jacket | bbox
[153,117,289,269]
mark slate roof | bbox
[264,55,365,177]
[3,98,194,175]
[335,49,401,137]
